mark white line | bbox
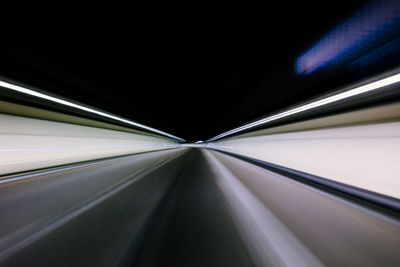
[0,80,185,142]
[208,72,400,141]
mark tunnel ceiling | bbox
[0,2,371,141]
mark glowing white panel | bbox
[207,121,400,199]
[0,114,180,176]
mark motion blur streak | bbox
[1,71,400,266]
[204,151,323,267]
[296,0,400,74]
[207,120,400,199]
[0,149,187,266]
[1,149,400,266]
[0,80,185,141]
[208,71,400,141]
[0,114,180,175]
[211,151,400,266]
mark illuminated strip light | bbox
[208,72,400,141]
[0,80,185,142]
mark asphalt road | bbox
[0,148,187,267]
[1,148,399,266]
[133,149,254,267]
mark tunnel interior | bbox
[1,2,400,267]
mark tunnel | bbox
[1,1,400,266]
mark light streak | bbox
[0,80,185,142]
[208,72,400,141]
[296,1,400,74]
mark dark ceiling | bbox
[0,2,373,141]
